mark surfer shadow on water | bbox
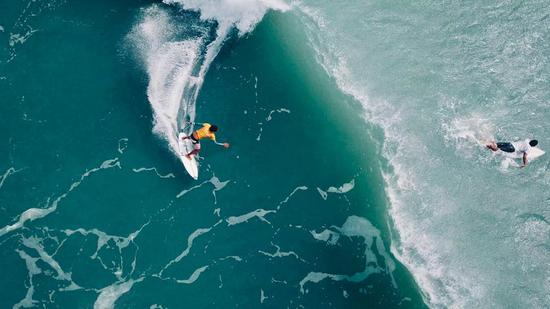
[485,139,544,169]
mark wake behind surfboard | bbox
[178,132,199,179]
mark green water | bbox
[0,1,425,308]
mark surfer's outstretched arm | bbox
[210,136,229,148]
[214,141,230,148]
[521,152,528,168]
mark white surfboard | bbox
[502,147,545,160]
[178,133,198,180]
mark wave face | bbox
[128,1,289,156]
[295,1,550,308]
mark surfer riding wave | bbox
[181,123,230,159]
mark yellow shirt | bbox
[193,123,216,141]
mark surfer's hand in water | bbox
[223,143,230,148]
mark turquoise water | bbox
[1,0,549,308]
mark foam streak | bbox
[0,158,120,237]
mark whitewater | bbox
[295,1,550,308]
[128,0,290,156]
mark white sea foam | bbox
[9,28,38,47]
[219,255,243,262]
[117,138,129,154]
[176,266,208,284]
[175,174,230,201]
[209,175,230,204]
[13,250,41,309]
[317,179,354,200]
[132,167,175,179]
[16,249,42,276]
[164,0,290,35]
[256,108,291,140]
[224,185,305,227]
[64,221,149,278]
[301,216,395,293]
[161,221,222,275]
[0,158,120,237]
[94,278,143,309]
[327,179,354,194]
[13,284,37,309]
[276,186,307,210]
[316,188,328,200]
[176,179,209,198]
[21,236,81,291]
[0,167,22,191]
[226,208,275,226]
[5,0,64,62]
[260,289,267,303]
[266,108,291,121]
[258,242,304,261]
[442,114,496,159]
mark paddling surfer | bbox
[486,139,538,168]
[181,123,230,159]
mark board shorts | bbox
[497,142,515,153]
[190,135,201,151]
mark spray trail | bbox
[129,1,289,156]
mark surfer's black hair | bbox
[210,125,218,132]
[529,140,538,147]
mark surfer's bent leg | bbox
[186,142,201,157]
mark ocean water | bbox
[1,0,549,308]
[295,0,550,308]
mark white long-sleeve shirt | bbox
[511,139,531,156]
